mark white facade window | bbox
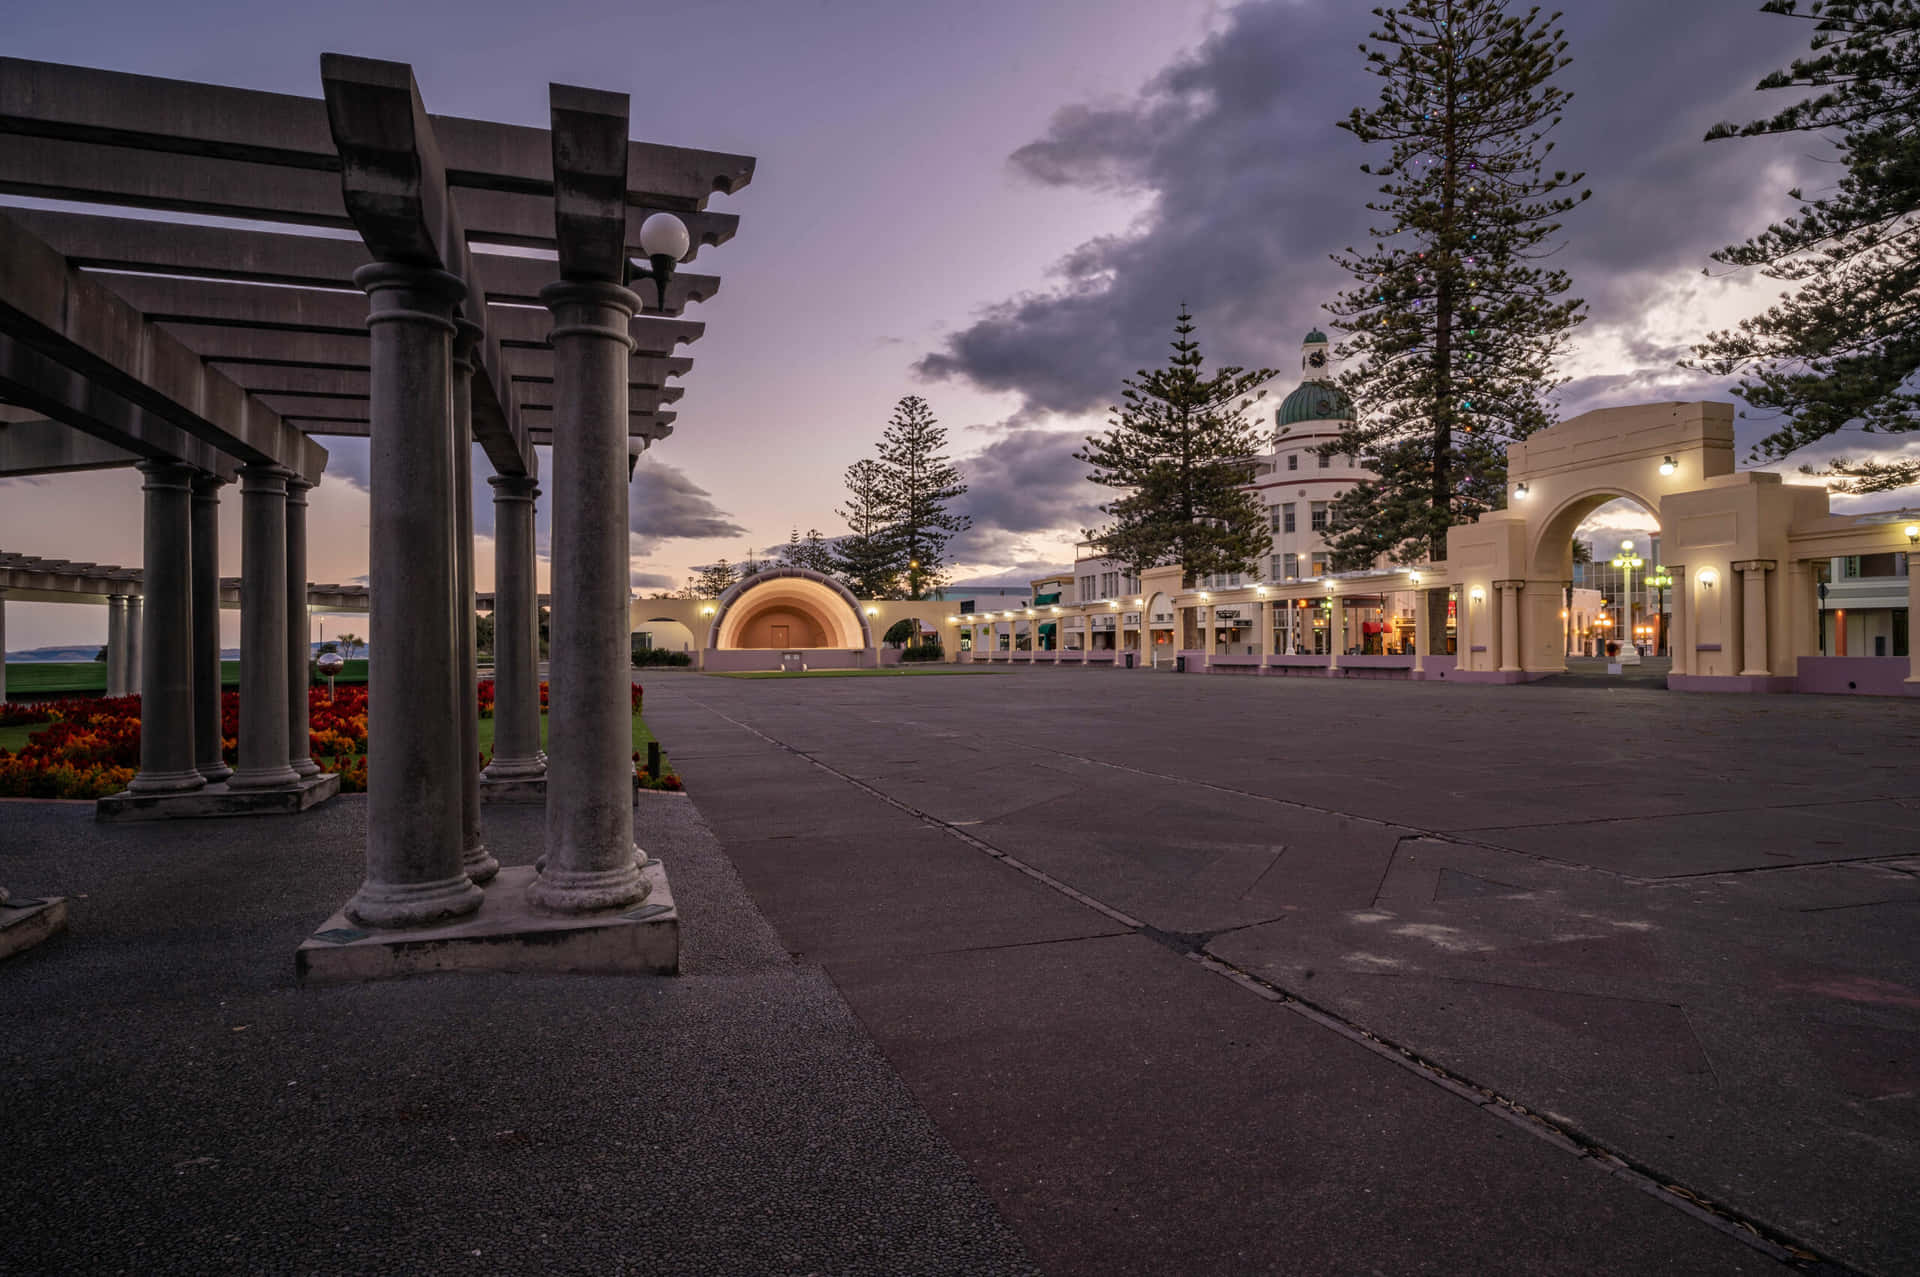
[1317,452,1330,470]
[1283,553,1299,580]
[1079,574,1098,600]
[1283,503,1296,533]
[1310,502,1328,532]
[1287,454,1298,471]
[1100,571,1118,597]
[1269,507,1282,532]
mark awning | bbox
[1039,622,1057,637]
[1034,592,1061,605]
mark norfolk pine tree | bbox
[1077,309,1275,584]
[878,395,971,600]
[1321,0,1590,566]
[1689,1,1920,493]
[834,458,905,599]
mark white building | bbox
[1066,329,1390,652]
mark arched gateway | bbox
[704,567,879,671]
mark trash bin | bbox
[1175,655,1186,674]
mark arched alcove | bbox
[709,568,871,652]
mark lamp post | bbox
[1645,564,1672,657]
[1609,539,1643,666]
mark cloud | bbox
[915,0,1815,461]
[630,569,676,590]
[628,457,746,555]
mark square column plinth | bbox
[1,894,68,962]
[98,772,339,822]
[295,862,678,984]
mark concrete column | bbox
[1908,554,1920,684]
[484,473,546,781]
[531,279,649,915]
[190,474,232,782]
[1671,567,1690,677]
[285,476,320,780]
[1413,589,1428,674]
[450,322,499,886]
[128,461,204,793]
[126,596,143,696]
[1740,563,1772,677]
[1499,583,1521,673]
[1203,607,1216,662]
[106,595,128,696]
[229,463,299,790]
[1327,596,1342,672]
[346,262,481,929]
[0,587,7,704]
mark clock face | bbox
[1307,350,1327,369]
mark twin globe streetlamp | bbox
[1609,539,1644,664]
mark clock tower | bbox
[1302,328,1331,377]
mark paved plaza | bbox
[5,667,1919,1274]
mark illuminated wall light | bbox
[1513,482,1530,499]
[1659,455,1677,476]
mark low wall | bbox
[1794,657,1914,696]
[702,648,874,672]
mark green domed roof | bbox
[1304,328,1328,344]
[1277,379,1351,426]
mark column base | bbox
[463,841,501,886]
[228,764,302,791]
[98,771,339,822]
[1,894,68,962]
[127,767,208,795]
[291,757,323,779]
[345,869,484,930]
[482,755,548,780]
[198,760,235,785]
[525,854,650,915]
[298,862,676,983]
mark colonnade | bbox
[342,259,630,929]
[114,458,328,798]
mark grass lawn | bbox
[0,723,35,752]
[710,667,1002,680]
[3,659,369,696]
[475,710,668,772]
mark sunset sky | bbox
[5,0,1911,651]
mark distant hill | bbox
[4,646,103,663]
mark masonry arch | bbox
[635,616,697,653]
[1527,485,1661,582]
[709,567,872,652]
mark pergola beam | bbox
[0,212,318,480]
[13,210,720,311]
[0,413,141,475]
[0,55,754,212]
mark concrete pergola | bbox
[0,551,367,700]
[0,56,754,974]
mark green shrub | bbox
[900,643,946,663]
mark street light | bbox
[630,212,691,311]
[1609,538,1644,664]
[1645,564,1673,657]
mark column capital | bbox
[451,317,485,372]
[135,458,197,491]
[540,279,640,350]
[1493,578,1526,592]
[488,472,540,501]
[285,474,315,502]
[189,470,228,500]
[239,462,294,494]
[1731,559,1777,574]
[352,262,466,332]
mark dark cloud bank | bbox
[923,0,1813,442]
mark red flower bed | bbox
[0,680,652,800]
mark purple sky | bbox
[4,0,1912,651]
